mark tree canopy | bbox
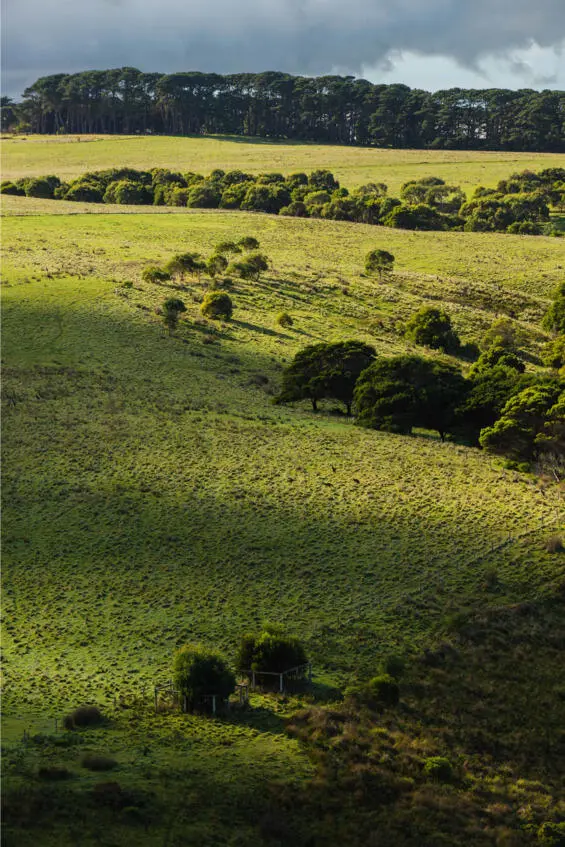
[13,69,565,153]
[276,341,376,414]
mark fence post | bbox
[279,673,284,693]
[212,695,216,715]
[252,670,256,690]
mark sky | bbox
[2,0,565,99]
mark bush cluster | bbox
[4,165,562,235]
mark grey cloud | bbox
[2,0,565,97]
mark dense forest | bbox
[5,68,565,151]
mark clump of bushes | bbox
[345,674,400,709]
[236,624,307,677]
[404,306,460,353]
[201,291,233,320]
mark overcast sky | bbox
[2,0,565,99]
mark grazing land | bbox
[2,139,565,846]
[3,133,565,194]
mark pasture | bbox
[2,139,565,845]
[3,133,565,194]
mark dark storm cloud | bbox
[3,0,565,96]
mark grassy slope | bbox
[3,133,565,193]
[2,152,565,844]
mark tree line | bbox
[4,68,565,151]
[3,166,563,236]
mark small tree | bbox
[228,252,269,281]
[365,249,395,279]
[173,644,235,712]
[206,253,229,278]
[162,297,186,335]
[544,282,565,335]
[201,291,233,320]
[404,307,460,353]
[215,241,242,255]
[165,252,205,280]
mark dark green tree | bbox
[480,384,563,461]
[162,297,186,334]
[354,355,467,440]
[365,249,395,279]
[404,307,460,353]
[173,644,235,711]
[276,340,376,415]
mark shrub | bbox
[82,755,118,772]
[173,644,235,711]
[279,201,308,217]
[141,266,171,284]
[537,822,565,846]
[542,336,565,370]
[277,312,293,328]
[423,756,453,782]
[187,181,222,208]
[366,674,400,707]
[308,169,339,191]
[1,180,25,195]
[103,179,151,205]
[65,705,103,728]
[201,291,233,320]
[64,180,104,203]
[215,241,242,255]
[236,626,307,675]
[404,306,460,353]
[23,175,61,199]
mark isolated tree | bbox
[173,644,235,711]
[354,355,467,439]
[404,307,460,353]
[201,291,233,320]
[365,249,395,279]
[276,340,376,414]
[162,297,186,334]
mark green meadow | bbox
[3,133,565,194]
[2,138,565,845]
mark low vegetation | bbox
[3,165,564,236]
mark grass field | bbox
[3,133,565,194]
[2,139,565,845]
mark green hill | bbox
[2,147,565,845]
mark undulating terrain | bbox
[2,136,565,846]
